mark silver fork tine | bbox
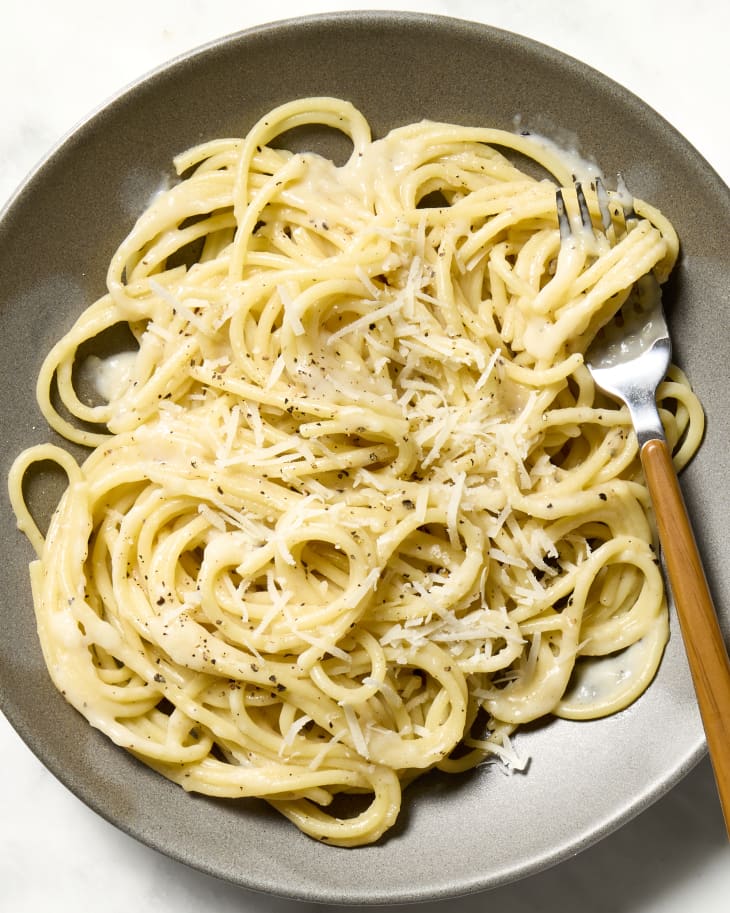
[557,175,636,247]
[615,172,637,236]
[616,172,635,218]
[574,181,592,232]
[555,181,595,242]
[556,188,571,241]
[595,177,612,232]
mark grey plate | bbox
[1,11,728,906]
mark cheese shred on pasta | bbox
[8,98,703,846]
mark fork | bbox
[557,180,730,837]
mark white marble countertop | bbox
[2,2,729,910]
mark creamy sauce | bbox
[86,351,138,402]
[590,275,664,369]
[565,636,655,707]
[525,131,603,185]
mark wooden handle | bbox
[641,437,730,838]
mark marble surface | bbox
[2,1,728,910]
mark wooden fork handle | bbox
[641,437,730,838]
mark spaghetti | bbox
[8,98,703,845]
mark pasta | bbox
[8,97,703,846]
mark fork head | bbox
[555,174,634,248]
[556,176,671,445]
